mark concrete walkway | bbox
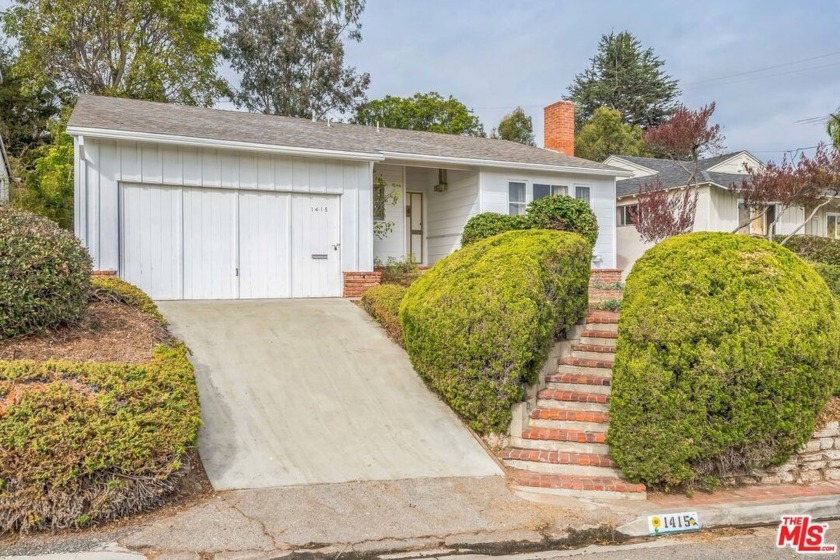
[158,299,501,490]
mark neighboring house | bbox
[606,151,840,274]
[0,135,10,203]
[68,96,628,300]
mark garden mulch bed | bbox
[0,300,171,364]
[818,396,840,427]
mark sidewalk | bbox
[3,477,840,559]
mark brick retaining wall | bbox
[343,271,382,298]
[724,421,840,486]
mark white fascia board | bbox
[379,151,633,178]
[66,126,385,162]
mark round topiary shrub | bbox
[0,208,92,339]
[461,212,528,246]
[609,232,840,489]
[525,195,599,247]
[400,229,591,434]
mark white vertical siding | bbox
[372,163,406,262]
[426,169,480,264]
[479,169,617,269]
[75,138,373,275]
[238,191,292,298]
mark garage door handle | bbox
[332,243,340,251]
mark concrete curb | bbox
[617,494,840,537]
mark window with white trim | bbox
[738,203,777,236]
[508,182,526,215]
[828,214,840,240]
[575,186,591,204]
[533,184,568,200]
[374,182,386,221]
[617,204,638,227]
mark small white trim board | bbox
[648,512,701,535]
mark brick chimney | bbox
[544,100,575,156]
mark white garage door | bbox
[121,184,341,300]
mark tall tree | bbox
[829,109,840,149]
[2,0,223,106]
[0,43,62,157]
[575,106,648,161]
[495,107,534,145]
[352,92,485,136]
[634,103,724,244]
[566,31,680,130]
[222,0,370,119]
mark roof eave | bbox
[66,126,386,162]
[379,151,633,177]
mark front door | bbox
[406,192,424,263]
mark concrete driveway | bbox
[158,299,502,490]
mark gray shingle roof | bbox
[615,153,748,197]
[68,95,622,173]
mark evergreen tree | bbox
[495,107,534,145]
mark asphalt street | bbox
[437,525,840,560]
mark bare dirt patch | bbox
[817,396,840,428]
[0,301,171,364]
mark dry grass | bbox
[0,301,171,364]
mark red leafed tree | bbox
[634,103,725,244]
[735,143,840,242]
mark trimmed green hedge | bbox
[0,344,201,532]
[813,263,840,298]
[776,235,840,266]
[461,213,528,246]
[90,276,167,324]
[609,233,840,489]
[0,208,92,339]
[526,195,599,247]
[360,284,407,344]
[462,195,598,247]
[400,229,591,434]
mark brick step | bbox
[586,311,620,324]
[508,469,646,500]
[571,349,616,362]
[572,342,617,354]
[522,427,606,444]
[529,409,609,433]
[580,329,618,342]
[500,449,621,476]
[557,363,613,377]
[546,373,610,395]
[530,408,609,423]
[588,289,624,299]
[563,356,614,369]
[510,434,609,454]
[546,372,611,386]
[537,394,608,412]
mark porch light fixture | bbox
[433,169,448,192]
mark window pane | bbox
[829,216,838,239]
[766,205,777,236]
[509,203,526,216]
[575,186,590,204]
[552,185,569,196]
[509,182,525,203]
[533,184,550,200]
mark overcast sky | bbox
[341,0,840,162]
[2,0,836,162]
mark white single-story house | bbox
[607,150,840,275]
[68,96,628,300]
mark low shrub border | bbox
[813,263,840,298]
[609,233,840,490]
[400,229,590,434]
[776,234,840,266]
[0,277,201,533]
[360,284,407,345]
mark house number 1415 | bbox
[311,206,328,212]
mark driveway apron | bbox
[157,299,502,490]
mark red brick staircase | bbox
[499,307,647,499]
